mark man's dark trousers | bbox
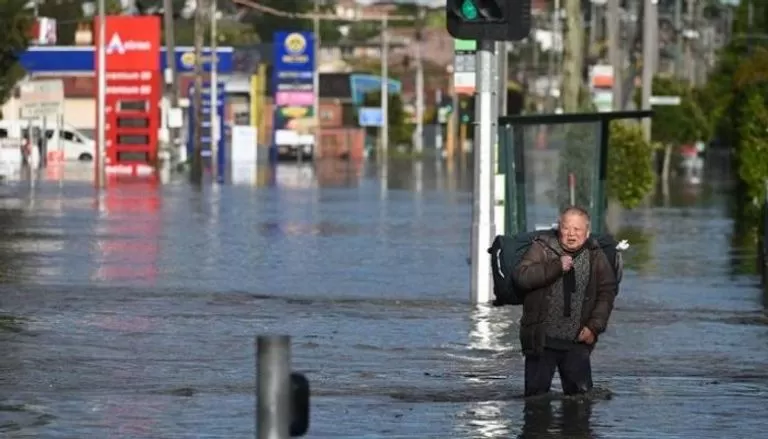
[524,344,593,397]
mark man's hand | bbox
[560,255,573,272]
[577,327,595,345]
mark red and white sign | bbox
[95,15,160,71]
[94,15,161,181]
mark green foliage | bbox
[703,41,768,221]
[607,122,655,209]
[0,0,33,108]
[736,93,768,207]
[244,0,340,43]
[362,92,414,147]
[172,19,260,46]
[647,76,709,146]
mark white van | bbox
[0,120,96,161]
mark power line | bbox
[231,0,417,22]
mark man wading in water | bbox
[512,206,618,397]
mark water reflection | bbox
[468,305,516,354]
[456,306,518,438]
[462,400,514,438]
[518,399,595,439]
[94,182,161,284]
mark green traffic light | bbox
[461,0,478,20]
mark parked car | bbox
[0,120,96,162]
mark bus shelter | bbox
[498,111,652,235]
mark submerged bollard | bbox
[256,335,291,439]
[255,335,310,439]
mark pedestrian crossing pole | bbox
[470,40,497,305]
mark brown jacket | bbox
[512,231,618,355]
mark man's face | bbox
[559,213,590,252]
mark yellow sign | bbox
[281,32,309,64]
[280,107,309,119]
[180,52,195,68]
[180,51,218,69]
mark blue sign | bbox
[271,31,316,161]
[273,31,315,73]
[358,107,383,127]
[19,46,234,74]
[350,74,402,105]
[187,82,226,181]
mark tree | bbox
[243,0,340,43]
[644,76,709,185]
[362,91,413,149]
[172,18,260,46]
[0,0,33,111]
[607,121,655,209]
[560,0,585,112]
[736,93,768,209]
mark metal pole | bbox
[210,0,219,181]
[191,0,205,181]
[641,0,657,142]
[96,0,106,188]
[674,0,683,78]
[256,335,291,439]
[414,7,425,154]
[163,0,180,165]
[380,14,389,157]
[470,40,496,305]
[547,0,561,111]
[435,88,443,151]
[685,0,695,84]
[313,0,321,157]
[492,42,504,237]
[607,0,622,110]
[497,42,508,117]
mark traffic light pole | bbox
[470,40,497,305]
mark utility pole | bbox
[162,0,180,167]
[313,0,321,155]
[470,40,497,305]
[686,0,695,84]
[607,0,622,110]
[497,42,508,117]
[588,1,598,55]
[380,14,389,157]
[414,7,425,155]
[210,0,219,181]
[674,0,683,78]
[641,0,658,142]
[191,0,205,182]
[96,0,106,188]
[561,0,585,112]
[546,0,561,111]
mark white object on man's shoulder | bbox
[616,240,630,251]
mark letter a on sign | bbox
[96,15,160,71]
[106,33,125,55]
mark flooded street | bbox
[1,160,767,438]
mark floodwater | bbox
[0,160,766,438]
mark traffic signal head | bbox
[447,0,531,41]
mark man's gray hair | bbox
[559,206,591,228]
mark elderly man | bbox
[512,206,618,397]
